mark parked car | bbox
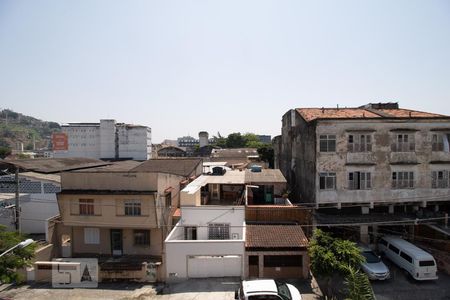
[378,236,438,281]
[235,279,302,300]
[359,245,390,280]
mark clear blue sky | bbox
[1,1,450,142]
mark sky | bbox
[1,1,450,143]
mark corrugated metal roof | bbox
[131,158,202,177]
[71,160,142,173]
[245,169,287,183]
[246,225,309,248]
[0,158,110,174]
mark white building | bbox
[0,172,60,234]
[53,119,151,160]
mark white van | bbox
[378,236,438,281]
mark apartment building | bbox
[51,159,202,281]
[53,119,152,160]
[277,103,450,242]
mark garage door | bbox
[187,255,242,278]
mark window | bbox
[208,223,230,240]
[431,171,449,188]
[124,200,141,216]
[400,252,413,263]
[319,135,336,152]
[79,199,94,215]
[84,228,100,244]
[348,134,372,152]
[388,244,400,254]
[392,171,414,189]
[348,172,372,190]
[184,226,197,240]
[392,133,415,152]
[164,192,172,208]
[134,230,150,246]
[319,172,336,190]
[432,133,450,152]
[419,260,435,267]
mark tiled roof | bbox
[245,225,309,248]
[296,107,449,123]
[131,158,202,177]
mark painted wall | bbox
[58,193,158,228]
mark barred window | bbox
[319,172,336,190]
[431,170,449,188]
[432,134,444,152]
[392,134,415,152]
[208,223,230,240]
[348,134,372,152]
[319,135,336,152]
[124,200,141,216]
[79,199,94,215]
[348,172,372,190]
[392,171,414,189]
[134,230,150,246]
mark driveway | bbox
[0,277,321,300]
[371,260,450,300]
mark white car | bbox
[235,279,302,300]
[360,246,390,280]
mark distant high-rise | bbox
[53,119,152,160]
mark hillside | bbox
[0,109,61,151]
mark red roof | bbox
[245,225,309,248]
[296,107,448,123]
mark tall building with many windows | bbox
[53,119,151,160]
[276,103,450,242]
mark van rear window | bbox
[379,239,388,247]
[419,260,435,267]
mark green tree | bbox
[257,145,274,168]
[309,229,372,299]
[226,132,246,148]
[0,226,36,283]
[343,265,375,300]
[0,147,11,159]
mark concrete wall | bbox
[179,206,245,240]
[165,225,245,280]
[315,120,450,206]
[118,126,152,160]
[71,226,163,256]
[280,110,450,206]
[58,193,158,228]
[0,193,59,234]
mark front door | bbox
[110,229,123,256]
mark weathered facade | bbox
[278,103,450,242]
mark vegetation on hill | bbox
[0,109,60,152]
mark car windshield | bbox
[362,251,381,263]
[275,281,292,300]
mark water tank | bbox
[199,131,209,148]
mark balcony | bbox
[346,152,376,165]
[390,152,418,165]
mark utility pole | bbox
[15,167,20,232]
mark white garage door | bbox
[187,255,242,278]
